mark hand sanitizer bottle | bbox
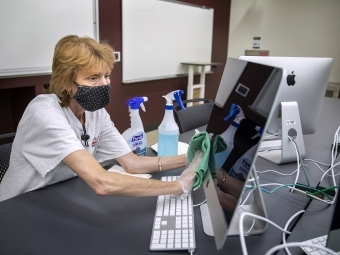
[122,97,148,156]
[228,126,263,181]
[157,90,185,156]
[215,104,245,169]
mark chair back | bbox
[173,98,213,133]
[0,133,15,183]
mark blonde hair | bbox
[46,35,115,107]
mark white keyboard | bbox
[149,176,195,252]
[259,139,282,151]
[301,235,340,255]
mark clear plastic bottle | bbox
[122,97,148,156]
[215,104,245,169]
[157,90,185,156]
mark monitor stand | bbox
[200,168,268,247]
[259,101,306,164]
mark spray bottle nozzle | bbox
[223,103,245,123]
[126,97,148,112]
[163,90,185,110]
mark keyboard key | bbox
[151,244,167,249]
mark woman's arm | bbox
[116,152,186,174]
[63,149,183,197]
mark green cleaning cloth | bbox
[186,132,227,190]
[208,134,227,178]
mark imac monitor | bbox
[200,57,285,249]
[238,56,333,164]
[238,56,333,135]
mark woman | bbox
[0,35,202,202]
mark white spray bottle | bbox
[157,90,185,156]
[122,97,148,156]
[228,126,263,181]
[215,103,245,169]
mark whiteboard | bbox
[122,0,214,83]
[0,0,98,78]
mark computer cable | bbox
[246,183,335,204]
[304,159,340,178]
[306,185,337,198]
[288,136,311,191]
[265,129,281,138]
[264,242,338,255]
[324,127,340,184]
[282,210,305,255]
[256,167,298,176]
[260,183,334,202]
[320,161,340,181]
[238,211,291,255]
[193,199,206,207]
[240,187,256,207]
[238,211,338,255]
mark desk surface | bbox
[0,97,339,255]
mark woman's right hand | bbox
[176,151,203,199]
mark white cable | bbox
[304,160,340,178]
[246,218,256,235]
[240,188,256,206]
[263,132,280,139]
[329,126,340,195]
[288,136,300,193]
[320,161,340,182]
[304,159,330,166]
[264,242,338,255]
[193,199,206,207]
[238,212,291,255]
[257,168,298,176]
[282,210,305,255]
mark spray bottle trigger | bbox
[140,103,146,112]
[251,126,263,139]
[174,90,185,110]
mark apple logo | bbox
[286,71,296,86]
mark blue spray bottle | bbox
[122,97,148,156]
[157,90,185,156]
[215,103,245,169]
[229,126,263,181]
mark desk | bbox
[0,98,339,255]
[277,200,335,255]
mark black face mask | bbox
[71,83,111,112]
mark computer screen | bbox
[200,57,284,249]
[238,56,333,135]
[238,56,333,164]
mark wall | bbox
[228,0,340,86]
[0,0,231,135]
[99,0,231,132]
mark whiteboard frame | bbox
[0,0,99,79]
